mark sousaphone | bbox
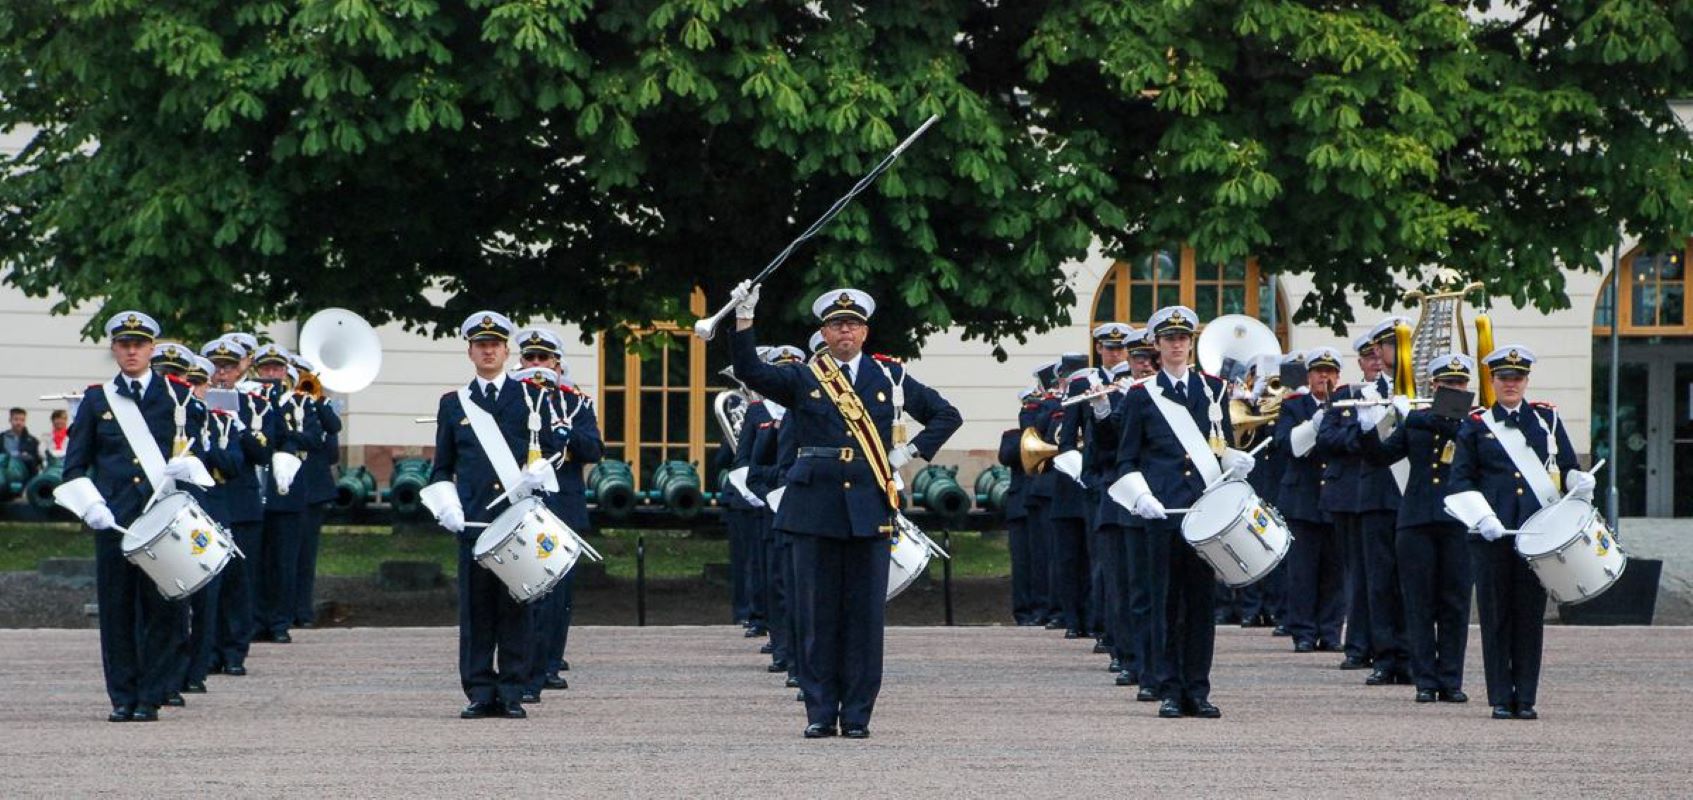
[299,308,383,394]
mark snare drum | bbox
[887,513,934,602]
[122,491,236,600]
[473,497,581,603]
[1515,497,1627,605]
[1180,480,1292,588]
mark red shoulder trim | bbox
[1128,382,1148,391]
[559,384,579,395]
[1531,400,1556,410]
[758,421,774,429]
[87,382,102,389]
[871,353,902,364]
[1199,370,1219,380]
[165,374,191,387]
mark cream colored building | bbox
[5,109,1690,517]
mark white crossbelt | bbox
[1480,410,1558,507]
[1148,379,1222,485]
[457,388,524,493]
[107,379,169,495]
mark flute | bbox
[1329,397,1433,409]
[1059,382,1128,407]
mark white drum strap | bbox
[107,380,169,494]
[1149,378,1222,485]
[1480,411,1558,507]
[874,359,907,445]
[457,388,524,493]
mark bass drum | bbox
[1516,497,1627,605]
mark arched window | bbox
[597,290,730,491]
[1593,240,1692,335]
[1091,245,1288,346]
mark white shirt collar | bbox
[841,352,864,375]
[1161,366,1189,385]
[1500,401,1523,414]
[475,374,510,394]
[118,370,153,394]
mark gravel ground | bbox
[1,624,1688,797]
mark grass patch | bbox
[0,522,1010,580]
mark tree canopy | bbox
[2,0,1691,352]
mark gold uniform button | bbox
[492,482,502,491]
[1516,488,1524,496]
[1432,477,1441,485]
[843,481,852,489]
[1513,471,1521,478]
[1183,470,1192,477]
[1320,480,1326,486]
[131,457,140,465]
[133,476,142,484]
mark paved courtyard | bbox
[1,624,1688,797]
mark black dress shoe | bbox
[544,675,569,691]
[272,631,292,644]
[559,660,570,672]
[1315,641,1342,652]
[1188,700,1221,719]
[1294,640,1315,653]
[842,724,870,739]
[1415,689,1438,703]
[1491,705,1515,720]
[1092,641,1111,654]
[1365,669,1394,686]
[758,642,775,654]
[182,681,207,694]
[461,701,500,719]
[785,675,800,688]
[130,706,159,722]
[1158,699,1184,718]
[1439,689,1469,703]
[520,692,541,704]
[164,693,185,707]
[1272,625,1291,637]
[803,723,838,739]
[767,661,788,673]
[1339,656,1372,670]
[223,665,247,677]
[1136,687,1159,702]
[1107,658,1122,673]
[745,626,767,638]
[108,706,134,723]
[1044,620,1065,630]
[795,690,805,702]
[1514,705,1538,720]
[502,702,528,719]
[1115,671,1137,687]
[296,621,316,629]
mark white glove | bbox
[1221,448,1256,477]
[162,456,215,487]
[888,443,919,470]
[1356,405,1386,429]
[437,504,466,534]
[1476,515,1506,542]
[1567,469,1596,501]
[82,503,116,531]
[1090,393,1112,418]
[1311,408,1327,429]
[1133,494,1167,520]
[732,280,761,320]
[1391,396,1412,419]
[515,467,551,499]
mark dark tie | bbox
[1505,410,1521,428]
[1172,379,1187,402]
[844,363,855,385]
[129,379,142,398]
[484,382,497,404]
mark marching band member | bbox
[1024,360,1063,629]
[751,346,806,680]
[202,338,270,678]
[1110,306,1248,719]
[514,328,602,700]
[59,312,209,722]
[1361,353,1475,703]
[1046,351,1092,639]
[729,283,961,739]
[171,354,243,698]
[290,354,343,629]
[1447,346,1587,720]
[251,343,322,645]
[423,311,564,719]
[1072,324,1139,683]
[1275,349,1347,654]
[732,357,774,640]
[1318,335,1379,672]
[998,387,1044,625]
[1235,355,1290,630]
[1319,319,1411,686]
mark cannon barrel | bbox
[588,460,636,521]
[24,457,64,511]
[973,465,1012,515]
[912,464,971,523]
[0,453,28,502]
[386,458,433,515]
[334,465,378,510]
[650,460,705,521]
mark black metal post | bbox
[636,534,647,627]
[942,531,954,627]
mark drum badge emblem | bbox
[190,529,212,555]
[536,532,556,559]
[1595,530,1611,556]
[1248,507,1271,538]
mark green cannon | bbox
[334,465,378,510]
[25,456,65,511]
[911,464,972,523]
[588,460,636,521]
[649,460,705,521]
[0,453,29,502]
[973,465,1012,515]
[385,458,433,515]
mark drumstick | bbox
[464,522,490,528]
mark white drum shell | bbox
[473,498,581,603]
[121,492,234,600]
[1516,499,1628,605]
[887,514,932,602]
[1181,480,1292,588]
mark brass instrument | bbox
[1198,314,1286,447]
[1403,272,1484,398]
[295,370,326,401]
[1018,427,1059,474]
[713,367,751,454]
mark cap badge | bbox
[836,292,854,308]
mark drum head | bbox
[473,497,542,555]
[1182,480,1252,542]
[1516,499,1594,557]
[122,491,191,551]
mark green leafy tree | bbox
[2,0,1690,351]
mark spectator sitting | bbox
[49,408,69,459]
[3,407,41,476]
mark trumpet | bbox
[1330,397,1433,409]
[1059,381,1129,407]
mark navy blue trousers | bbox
[1006,517,1037,623]
[1143,524,1215,703]
[1397,523,1472,692]
[1333,512,1373,661]
[1470,536,1546,708]
[259,511,301,637]
[762,511,793,667]
[175,572,221,688]
[1120,523,1155,685]
[525,572,575,694]
[293,502,326,625]
[213,521,261,670]
[790,533,890,729]
[1024,500,1055,621]
[1360,509,1408,675]
[1098,523,1138,672]
[1049,515,1091,634]
[94,532,184,709]
[726,507,755,623]
[457,541,530,705]
[1285,520,1346,648]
